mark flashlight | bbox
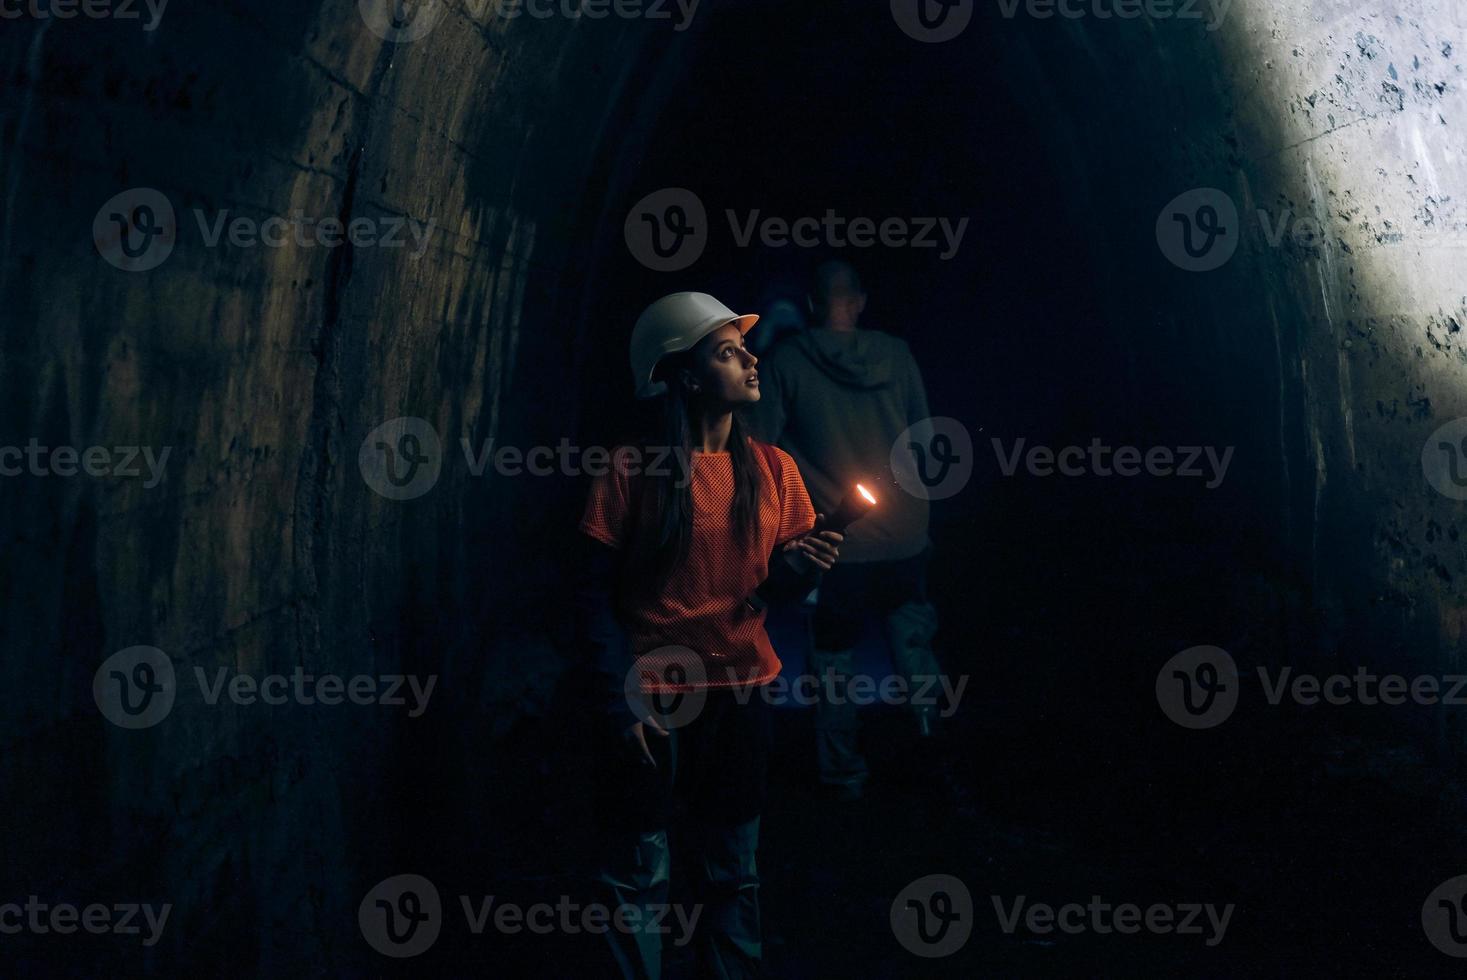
[743,481,878,615]
[814,482,879,535]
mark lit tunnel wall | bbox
[1,0,1464,972]
[966,0,1467,671]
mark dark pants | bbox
[809,549,941,789]
[812,550,931,651]
[594,689,772,979]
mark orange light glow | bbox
[857,483,877,506]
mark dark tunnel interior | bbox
[4,0,1467,975]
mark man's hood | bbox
[789,329,900,389]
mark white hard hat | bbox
[630,292,760,399]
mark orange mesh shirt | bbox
[579,440,817,690]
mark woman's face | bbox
[687,322,759,407]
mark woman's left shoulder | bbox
[748,439,800,481]
[746,436,787,461]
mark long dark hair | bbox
[626,352,764,594]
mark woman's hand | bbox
[783,518,844,574]
[622,718,669,769]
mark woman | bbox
[575,292,843,979]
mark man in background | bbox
[746,259,943,802]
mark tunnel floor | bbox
[437,582,1467,978]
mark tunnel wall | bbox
[0,1,699,970]
[979,0,1466,740]
[1236,0,1467,692]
